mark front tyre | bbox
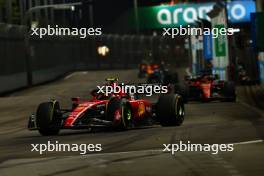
[156,94,184,126]
[36,101,61,136]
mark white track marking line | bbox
[64,72,89,80]
[232,139,263,145]
[64,73,75,80]
[80,139,264,158]
[81,139,264,158]
[79,149,163,158]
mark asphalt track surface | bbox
[0,69,264,176]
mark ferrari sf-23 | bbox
[174,74,236,103]
[28,78,185,136]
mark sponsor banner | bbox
[211,7,229,81]
[134,0,255,28]
[258,52,264,84]
[191,35,198,74]
[214,24,227,57]
[227,0,256,24]
[203,32,212,60]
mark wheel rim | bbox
[175,97,184,118]
[122,105,132,128]
[179,105,184,116]
[126,109,132,120]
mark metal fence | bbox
[0,24,28,93]
[0,24,188,94]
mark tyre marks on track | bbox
[169,127,243,176]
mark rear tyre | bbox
[36,101,61,136]
[222,81,236,102]
[156,94,185,126]
[107,98,132,130]
[174,83,189,103]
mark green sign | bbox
[211,6,229,81]
[133,3,213,28]
[214,24,227,57]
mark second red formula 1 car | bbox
[28,78,185,136]
[174,74,236,103]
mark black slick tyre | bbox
[156,94,185,126]
[36,101,61,136]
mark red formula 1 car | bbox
[28,78,185,136]
[174,74,236,103]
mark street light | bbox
[98,46,110,57]
[22,2,82,26]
